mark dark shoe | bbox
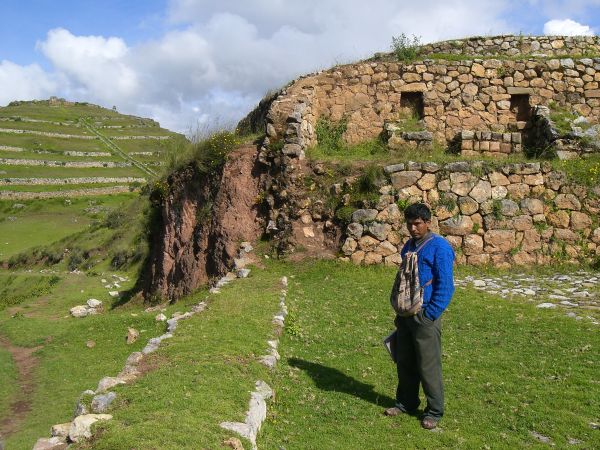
[420,416,439,430]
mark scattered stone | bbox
[237,268,251,278]
[70,305,91,318]
[126,327,139,344]
[108,291,120,298]
[530,431,553,445]
[85,299,102,308]
[51,423,71,438]
[69,414,112,442]
[559,300,578,307]
[223,437,245,450]
[86,340,96,348]
[96,376,126,393]
[32,437,67,450]
[91,392,117,413]
[536,303,556,309]
[155,313,167,322]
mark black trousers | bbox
[394,310,444,419]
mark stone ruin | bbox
[237,34,600,268]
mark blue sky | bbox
[0,0,598,133]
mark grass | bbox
[0,344,18,420]
[0,164,145,178]
[0,121,93,136]
[0,252,598,448]
[0,273,60,311]
[0,133,106,152]
[0,270,161,449]
[0,183,137,193]
[0,194,137,260]
[78,263,287,450]
[0,150,121,163]
[259,260,600,449]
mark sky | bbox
[0,1,599,134]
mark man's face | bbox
[406,217,431,239]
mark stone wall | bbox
[250,36,600,152]
[421,35,600,58]
[339,161,600,268]
[459,130,523,157]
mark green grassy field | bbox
[0,101,185,190]
[0,247,598,449]
[0,133,105,152]
[259,261,600,449]
[0,183,137,193]
[0,150,120,163]
[0,164,145,178]
[0,121,93,135]
[0,194,137,260]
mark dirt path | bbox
[0,336,42,440]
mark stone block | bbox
[463,234,484,255]
[458,196,479,215]
[364,252,383,265]
[351,209,378,223]
[484,230,516,253]
[469,180,492,203]
[554,194,581,211]
[439,215,474,236]
[351,250,365,265]
[570,211,592,231]
[342,238,357,256]
[391,171,422,189]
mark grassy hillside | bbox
[0,99,184,198]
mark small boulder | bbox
[68,414,112,442]
[223,437,245,450]
[32,437,67,450]
[237,268,251,278]
[86,299,102,308]
[70,306,90,318]
[155,313,167,322]
[91,392,117,413]
[51,422,71,438]
[126,328,140,344]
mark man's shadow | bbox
[288,357,395,407]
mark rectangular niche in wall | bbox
[400,92,424,119]
[510,94,531,122]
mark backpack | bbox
[390,235,434,316]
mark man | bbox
[385,203,455,430]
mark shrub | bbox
[315,117,347,154]
[192,130,240,173]
[358,165,385,193]
[104,209,126,229]
[335,205,355,224]
[391,33,422,63]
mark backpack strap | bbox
[413,235,435,253]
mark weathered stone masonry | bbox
[259,36,600,152]
[237,35,600,267]
[340,161,600,267]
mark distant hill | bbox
[0,98,184,199]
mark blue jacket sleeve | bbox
[423,241,455,320]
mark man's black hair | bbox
[404,203,432,221]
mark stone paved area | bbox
[456,271,600,325]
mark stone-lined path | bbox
[457,270,599,324]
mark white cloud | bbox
[0,61,56,105]
[0,1,520,133]
[543,19,595,35]
[38,28,139,104]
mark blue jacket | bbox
[400,233,455,320]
